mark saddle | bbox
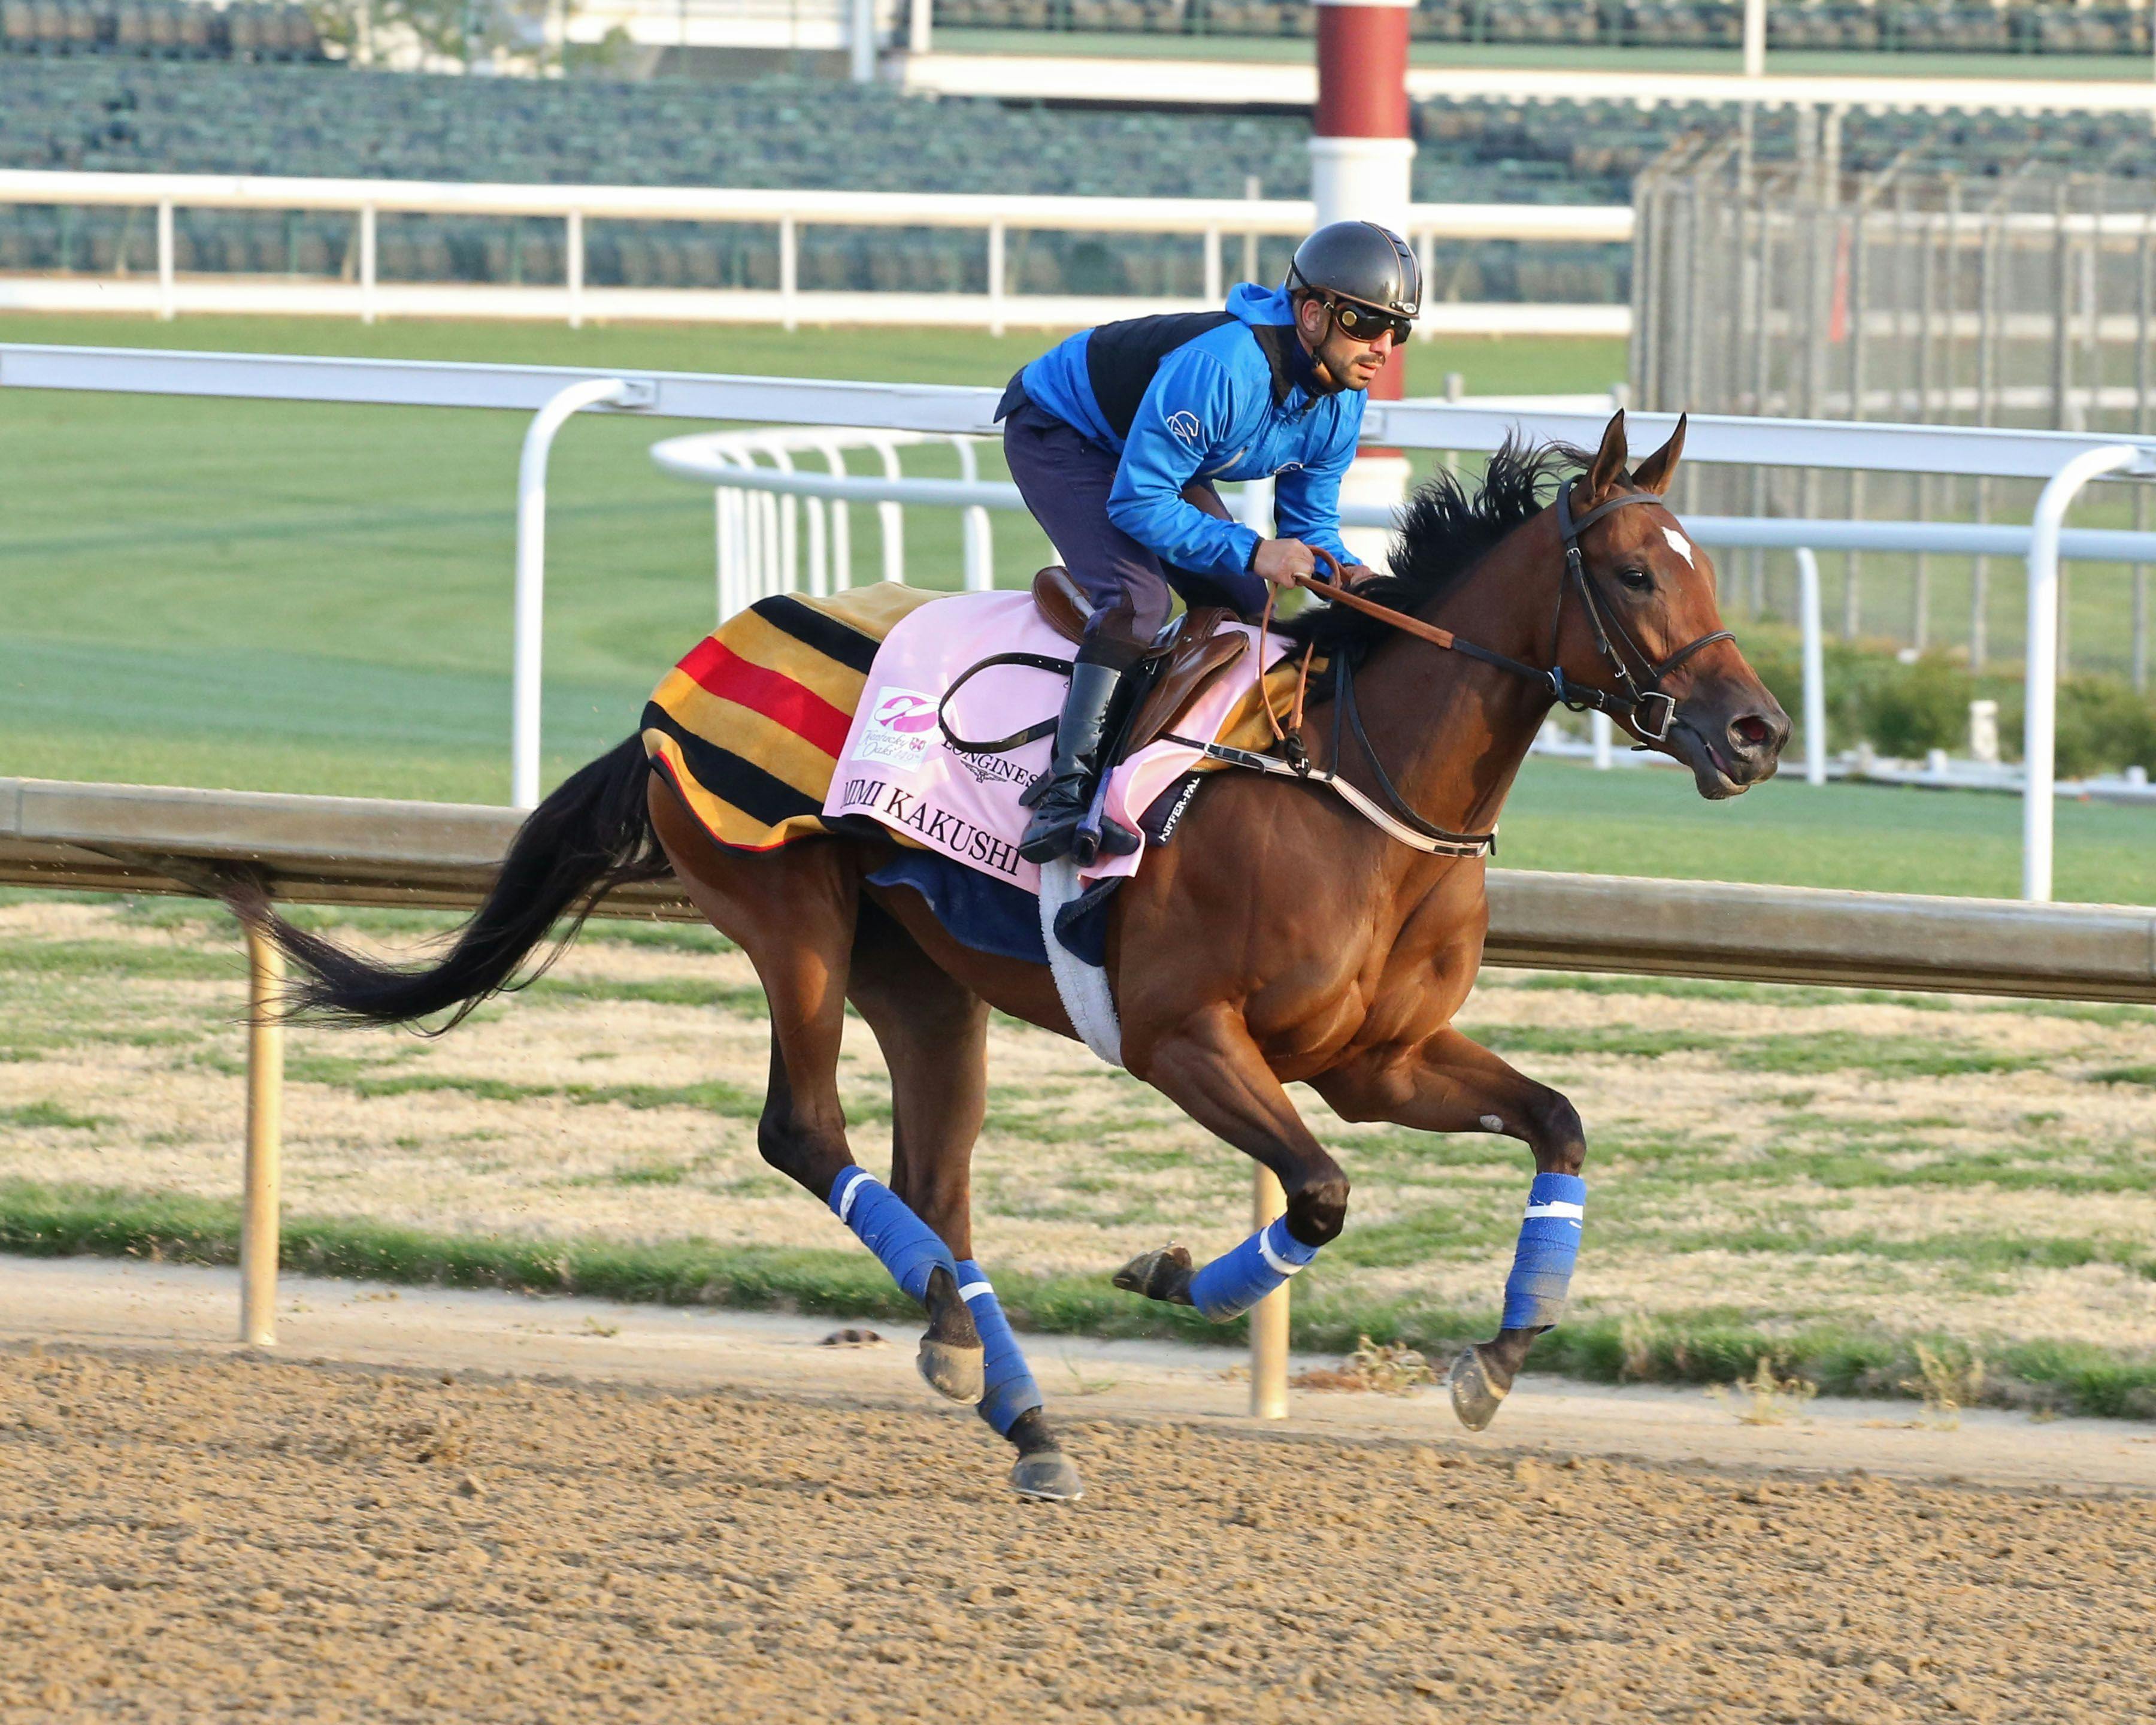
[1029,567,1249,755]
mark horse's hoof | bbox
[1010,1450,1085,1503]
[916,1336,984,1405]
[1112,1243,1195,1306]
[1448,1345,1511,1433]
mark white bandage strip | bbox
[956,1281,994,1303]
[1256,1227,1308,1278]
[835,1170,869,1224]
[1523,1200,1586,1221]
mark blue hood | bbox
[1227,281,1295,327]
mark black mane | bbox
[1279,434,1586,662]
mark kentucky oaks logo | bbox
[850,686,940,771]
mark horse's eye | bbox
[1617,567,1653,592]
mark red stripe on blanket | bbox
[676,634,853,759]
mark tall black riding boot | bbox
[1019,659,1134,865]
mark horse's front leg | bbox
[1313,1025,1586,1433]
[1116,1003,1350,1321]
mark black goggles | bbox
[1326,297,1415,346]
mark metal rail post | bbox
[780,216,798,334]
[1796,546,1828,785]
[359,202,377,326]
[953,436,994,591]
[513,376,648,809]
[1248,1166,1289,1420]
[2023,444,2148,901]
[238,923,283,1346]
[156,198,174,322]
[987,220,1006,339]
[849,0,875,81]
[566,210,584,330]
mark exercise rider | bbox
[998,219,1422,864]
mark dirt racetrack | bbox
[4,1344,2155,1725]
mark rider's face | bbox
[1320,320,1397,391]
[1295,295,1400,393]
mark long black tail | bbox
[236,736,670,1032]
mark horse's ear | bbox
[1631,413,1687,496]
[1586,410,1629,499]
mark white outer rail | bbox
[1795,549,1828,791]
[513,377,655,810]
[2022,446,2156,901]
[0,170,1631,334]
[0,170,1635,240]
[8,342,2156,898]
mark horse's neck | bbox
[1327,522,1559,840]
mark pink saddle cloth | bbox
[821,589,1288,894]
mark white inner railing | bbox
[4,341,2151,901]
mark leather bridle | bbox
[1544,484,1734,743]
[1288,483,1733,746]
[1178,480,1742,858]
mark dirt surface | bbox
[6,1267,2156,1723]
[6,1346,2156,1724]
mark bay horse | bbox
[240,411,1788,1502]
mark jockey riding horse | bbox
[1000,219,1422,864]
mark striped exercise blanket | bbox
[642,583,941,854]
[642,581,1304,861]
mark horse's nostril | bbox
[1730,713,1776,753]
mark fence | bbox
[6,339,2154,897]
[7,773,2149,1399]
[1634,135,2156,685]
[0,168,1634,335]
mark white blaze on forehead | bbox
[1661,526,1695,567]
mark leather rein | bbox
[1178,484,1735,859]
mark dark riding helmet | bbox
[1285,220,1421,320]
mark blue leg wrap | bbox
[1501,1172,1586,1331]
[1187,1216,1320,1323]
[955,1258,1043,1438]
[828,1169,956,1305]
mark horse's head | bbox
[1550,411,1789,798]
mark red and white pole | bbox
[1312,0,1415,562]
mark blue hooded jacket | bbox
[1013,282,1364,581]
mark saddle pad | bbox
[641,583,941,854]
[820,589,1292,895]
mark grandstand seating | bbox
[931,0,2155,56]
[0,1,322,60]
[2,59,2151,303]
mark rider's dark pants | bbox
[1001,393,1264,670]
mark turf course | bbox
[2,311,2151,903]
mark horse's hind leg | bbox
[849,902,1083,1503]
[647,785,982,1404]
